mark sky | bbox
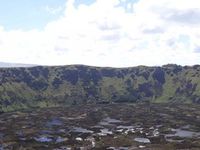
[0,0,200,67]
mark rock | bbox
[134,138,151,144]
[76,137,83,141]
[139,145,146,148]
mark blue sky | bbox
[0,0,66,30]
[0,0,138,31]
[0,0,199,67]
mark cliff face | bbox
[0,64,200,111]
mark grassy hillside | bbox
[0,64,200,112]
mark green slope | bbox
[0,64,200,112]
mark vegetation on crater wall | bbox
[0,64,200,111]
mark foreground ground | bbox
[0,103,200,150]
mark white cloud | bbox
[45,5,63,15]
[0,0,200,67]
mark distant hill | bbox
[0,64,200,112]
[0,62,37,68]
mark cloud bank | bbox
[0,0,200,67]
